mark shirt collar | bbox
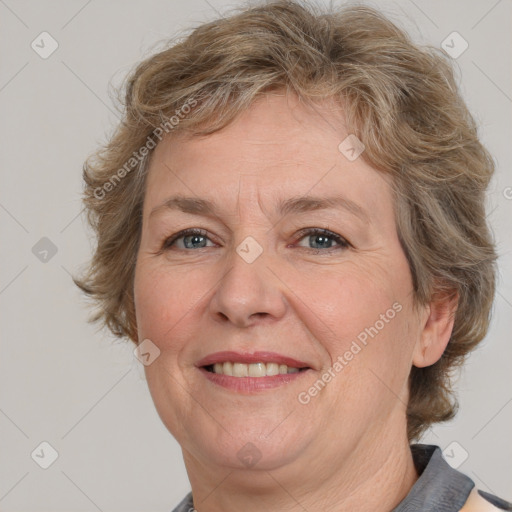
[392,444,474,511]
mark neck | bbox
[183,428,419,512]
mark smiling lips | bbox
[196,351,313,391]
[209,361,302,377]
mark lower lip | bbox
[198,367,311,392]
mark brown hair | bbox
[74,0,497,440]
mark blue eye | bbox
[163,229,214,250]
[162,227,350,252]
[295,228,349,251]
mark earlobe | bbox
[413,291,459,368]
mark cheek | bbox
[304,259,416,401]
[314,280,415,421]
[303,264,404,352]
[133,261,190,345]
[133,257,223,369]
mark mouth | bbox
[196,351,313,392]
[203,362,310,377]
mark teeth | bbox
[266,363,279,376]
[223,362,233,376]
[233,362,249,377]
[248,362,266,377]
[209,362,303,377]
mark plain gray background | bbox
[0,0,511,510]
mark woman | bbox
[74,1,512,510]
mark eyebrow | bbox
[279,195,370,223]
[149,194,370,223]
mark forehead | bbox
[144,93,394,224]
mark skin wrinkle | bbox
[71,5,500,507]
[133,93,455,512]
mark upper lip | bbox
[196,351,312,369]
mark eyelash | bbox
[162,227,350,253]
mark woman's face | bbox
[134,93,425,475]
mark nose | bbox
[209,241,287,328]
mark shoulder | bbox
[462,488,512,511]
[403,444,512,512]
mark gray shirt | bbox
[170,444,512,511]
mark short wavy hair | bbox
[74,0,497,441]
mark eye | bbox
[163,228,216,250]
[294,228,350,251]
[161,227,350,252]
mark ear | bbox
[413,290,459,368]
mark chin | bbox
[184,421,311,472]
